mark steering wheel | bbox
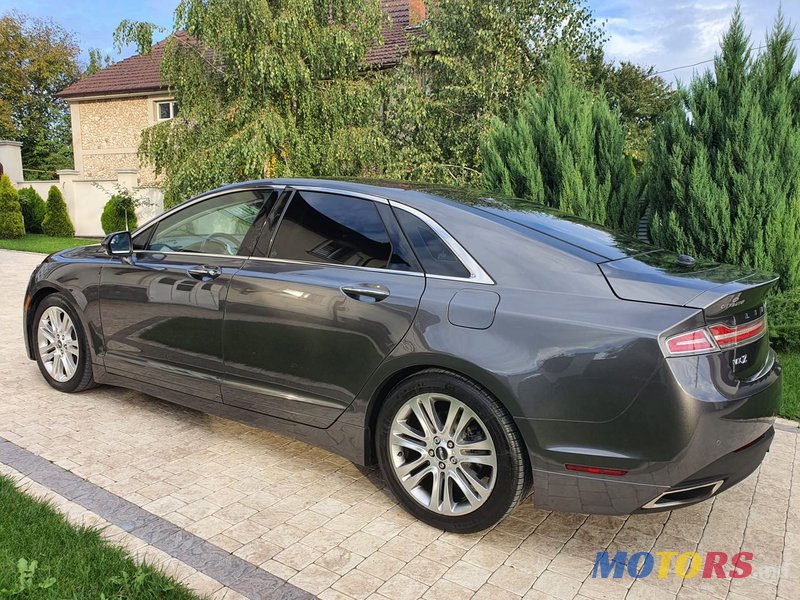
[201,232,241,255]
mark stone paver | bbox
[1,249,798,600]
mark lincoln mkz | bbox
[24,180,781,532]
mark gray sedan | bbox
[23,179,781,532]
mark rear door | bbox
[221,188,425,427]
[99,188,277,400]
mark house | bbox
[5,0,425,237]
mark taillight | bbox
[665,329,716,355]
[708,318,766,349]
[665,316,766,356]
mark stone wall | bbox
[72,95,168,185]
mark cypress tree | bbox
[645,8,800,290]
[0,175,26,239]
[481,53,636,231]
[42,185,74,238]
[17,187,46,233]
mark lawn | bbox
[0,234,100,254]
[778,352,799,421]
[0,475,203,600]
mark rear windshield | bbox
[476,203,654,261]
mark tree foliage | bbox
[481,54,636,230]
[644,8,800,291]
[17,187,46,234]
[585,52,674,164]
[125,0,387,207]
[0,12,80,179]
[101,194,138,234]
[42,185,74,238]
[0,175,26,239]
[383,0,607,184]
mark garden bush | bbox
[0,175,26,239]
[42,185,74,237]
[17,187,46,233]
[481,53,638,233]
[101,194,138,234]
[769,288,800,352]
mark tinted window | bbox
[270,192,392,269]
[395,209,471,278]
[147,190,268,256]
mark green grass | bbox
[0,475,204,600]
[778,352,799,421]
[0,234,100,254]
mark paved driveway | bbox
[0,249,797,600]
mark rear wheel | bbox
[33,294,95,393]
[376,370,529,532]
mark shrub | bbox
[0,174,26,239]
[481,53,638,232]
[17,187,47,233]
[42,185,74,237]
[769,288,800,352]
[645,9,800,291]
[101,194,138,234]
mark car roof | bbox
[197,178,653,261]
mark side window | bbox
[270,192,392,269]
[395,209,471,278]
[147,190,269,256]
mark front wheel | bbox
[33,294,95,393]
[376,370,529,533]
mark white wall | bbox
[58,173,164,238]
[5,140,165,238]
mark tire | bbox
[32,294,96,393]
[376,369,530,533]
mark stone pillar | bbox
[0,140,24,184]
[116,168,139,191]
[56,170,79,230]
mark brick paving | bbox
[0,249,798,600]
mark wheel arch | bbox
[360,357,518,465]
[25,284,95,361]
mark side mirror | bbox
[102,231,132,257]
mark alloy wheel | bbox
[37,306,79,383]
[389,393,498,515]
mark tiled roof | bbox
[58,1,420,100]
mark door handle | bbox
[341,284,390,302]
[188,265,222,280]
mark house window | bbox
[156,101,179,121]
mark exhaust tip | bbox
[642,480,724,510]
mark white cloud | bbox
[591,0,800,83]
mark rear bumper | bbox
[518,350,781,514]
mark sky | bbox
[2,0,799,85]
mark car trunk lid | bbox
[600,251,779,380]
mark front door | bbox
[222,189,425,427]
[99,188,277,400]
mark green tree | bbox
[0,175,26,239]
[585,52,674,164]
[84,48,114,77]
[17,187,47,233]
[42,185,74,237]
[0,12,80,179]
[101,194,138,233]
[117,0,387,207]
[481,54,636,230]
[644,7,800,291]
[383,0,607,183]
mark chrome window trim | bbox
[131,250,425,278]
[130,183,494,285]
